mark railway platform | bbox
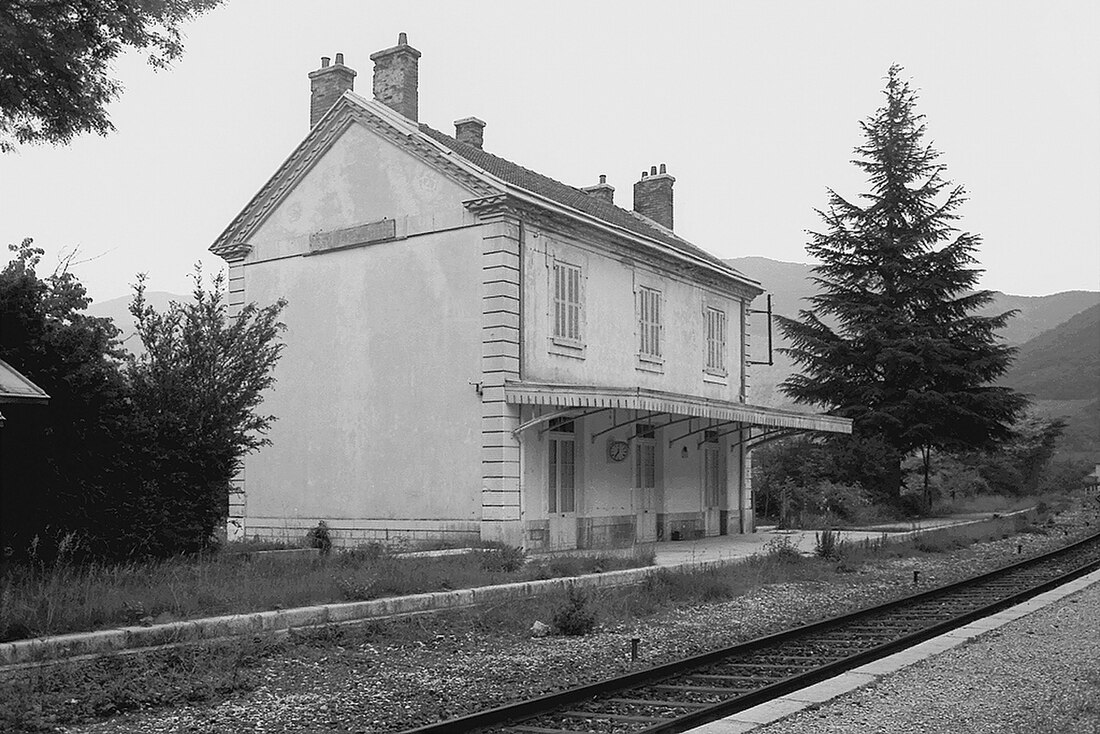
[653,512,1016,568]
[691,563,1100,733]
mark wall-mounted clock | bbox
[608,439,629,462]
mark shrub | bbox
[475,542,526,573]
[815,529,839,560]
[552,586,596,636]
[760,535,803,564]
[1037,460,1092,494]
[305,521,332,555]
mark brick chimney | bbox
[370,32,421,121]
[633,164,675,230]
[582,174,615,205]
[454,117,485,149]
[308,53,356,128]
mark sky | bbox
[1,0,1098,303]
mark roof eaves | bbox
[412,126,762,294]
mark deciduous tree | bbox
[1,0,223,151]
[0,243,286,559]
[124,271,286,556]
[0,239,131,557]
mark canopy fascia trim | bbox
[504,380,851,435]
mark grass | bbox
[766,491,1073,533]
[0,544,655,642]
[1,511,1087,734]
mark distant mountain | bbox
[730,257,1100,346]
[1001,305,1100,460]
[85,291,185,355]
[1002,304,1100,401]
[728,257,1100,413]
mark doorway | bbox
[547,419,577,549]
[703,431,725,535]
[633,424,658,542]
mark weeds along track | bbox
[401,531,1100,734]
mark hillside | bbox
[1002,304,1100,401]
[729,257,1100,346]
[730,257,1099,459]
[729,257,1100,409]
[1001,305,1100,459]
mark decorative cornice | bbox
[465,193,761,302]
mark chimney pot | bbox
[371,33,421,121]
[659,163,666,174]
[454,117,486,149]
[599,174,607,184]
[634,165,676,230]
[309,54,356,128]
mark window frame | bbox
[636,285,664,367]
[550,258,585,353]
[704,306,728,378]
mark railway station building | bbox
[209,34,851,551]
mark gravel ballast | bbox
[12,506,1096,733]
[753,576,1100,734]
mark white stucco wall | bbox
[234,121,486,542]
[521,228,746,400]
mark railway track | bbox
[401,531,1100,734]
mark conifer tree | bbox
[777,65,1028,500]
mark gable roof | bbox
[210,92,759,292]
[418,124,751,282]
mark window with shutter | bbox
[705,307,727,374]
[552,261,583,346]
[639,287,662,359]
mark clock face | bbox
[608,440,629,462]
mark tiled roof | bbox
[419,124,751,282]
[0,358,49,404]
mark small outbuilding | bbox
[0,357,50,428]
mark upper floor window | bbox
[638,286,662,359]
[705,307,727,374]
[553,261,583,344]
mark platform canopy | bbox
[504,380,851,436]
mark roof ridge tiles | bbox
[416,123,741,279]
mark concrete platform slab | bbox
[688,566,1100,733]
[730,698,808,724]
[782,671,877,702]
[690,719,759,734]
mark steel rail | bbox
[397,531,1100,734]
